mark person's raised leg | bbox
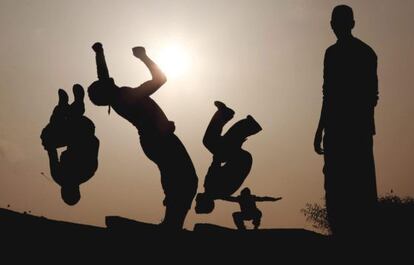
[203,101,235,154]
[70,84,85,117]
[222,115,262,148]
[41,89,70,149]
[50,89,69,124]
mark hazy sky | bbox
[1,0,414,231]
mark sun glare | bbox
[155,44,191,79]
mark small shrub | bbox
[302,192,414,235]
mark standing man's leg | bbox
[365,135,378,234]
[323,134,348,236]
[351,134,378,236]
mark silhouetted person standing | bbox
[195,101,262,214]
[221,188,281,230]
[88,43,198,230]
[41,85,99,205]
[314,5,378,237]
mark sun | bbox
[155,44,191,79]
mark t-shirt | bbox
[323,37,378,135]
[112,86,175,137]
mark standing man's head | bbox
[331,5,355,40]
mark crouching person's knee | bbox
[232,211,241,220]
[232,212,245,230]
[252,210,262,229]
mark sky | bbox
[0,0,414,231]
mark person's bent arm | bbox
[130,47,167,98]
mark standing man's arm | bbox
[314,101,326,155]
[314,51,329,155]
[370,53,379,107]
[365,49,378,135]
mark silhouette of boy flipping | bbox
[88,43,198,229]
[41,85,99,205]
[195,101,262,214]
[221,187,281,230]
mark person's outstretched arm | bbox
[254,196,282,202]
[92,42,110,80]
[130,47,167,98]
[219,196,239,203]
